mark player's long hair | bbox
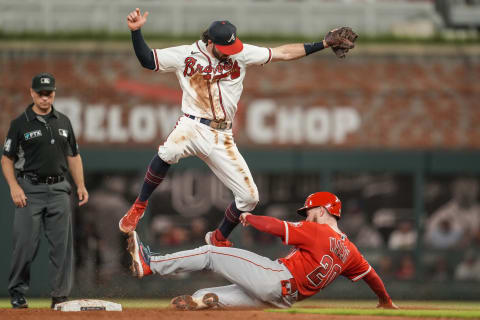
[201,30,210,44]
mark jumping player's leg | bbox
[138,155,170,202]
[118,154,171,233]
[203,133,259,243]
[119,116,209,233]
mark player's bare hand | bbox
[377,300,399,309]
[127,8,149,31]
[240,212,252,226]
[77,185,89,206]
[10,183,27,208]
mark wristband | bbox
[304,41,325,55]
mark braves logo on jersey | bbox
[183,57,241,81]
[152,41,271,121]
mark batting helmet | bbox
[297,192,342,219]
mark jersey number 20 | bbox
[307,254,342,289]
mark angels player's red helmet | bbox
[297,192,342,219]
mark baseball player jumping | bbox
[119,8,358,247]
[126,192,398,310]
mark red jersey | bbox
[278,221,371,299]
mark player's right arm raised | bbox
[127,8,149,31]
[127,8,155,70]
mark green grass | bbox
[0,31,478,44]
[269,300,480,319]
[293,300,480,310]
[270,308,480,318]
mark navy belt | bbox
[185,114,232,130]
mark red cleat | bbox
[205,230,233,247]
[119,199,148,233]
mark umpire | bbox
[1,72,89,309]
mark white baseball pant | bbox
[158,116,259,212]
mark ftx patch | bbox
[24,130,42,140]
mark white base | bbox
[53,299,122,312]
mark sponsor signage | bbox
[54,98,361,146]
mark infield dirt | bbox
[0,308,452,320]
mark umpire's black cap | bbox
[32,72,56,92]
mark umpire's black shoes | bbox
[51,296,68,309]
[10,293,28,309]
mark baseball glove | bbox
[324,27,358,59]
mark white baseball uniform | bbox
[153,41,272,211]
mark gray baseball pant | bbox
[149,245,296,308]
[8,178,74,298]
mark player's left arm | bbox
[271,41,328,62]
[342,244,398,309]
[363,268,399,309]
[271,27,357,62]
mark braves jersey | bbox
[279,222,371,299]
[152,41,272,122]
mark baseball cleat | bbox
[170,293,219,311]
[205,230,233,247]
[10,294,28,309]
[127,231,152,278]
[119,199,148,233]
[202,293,220,308]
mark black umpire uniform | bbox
[1,73,88,309]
